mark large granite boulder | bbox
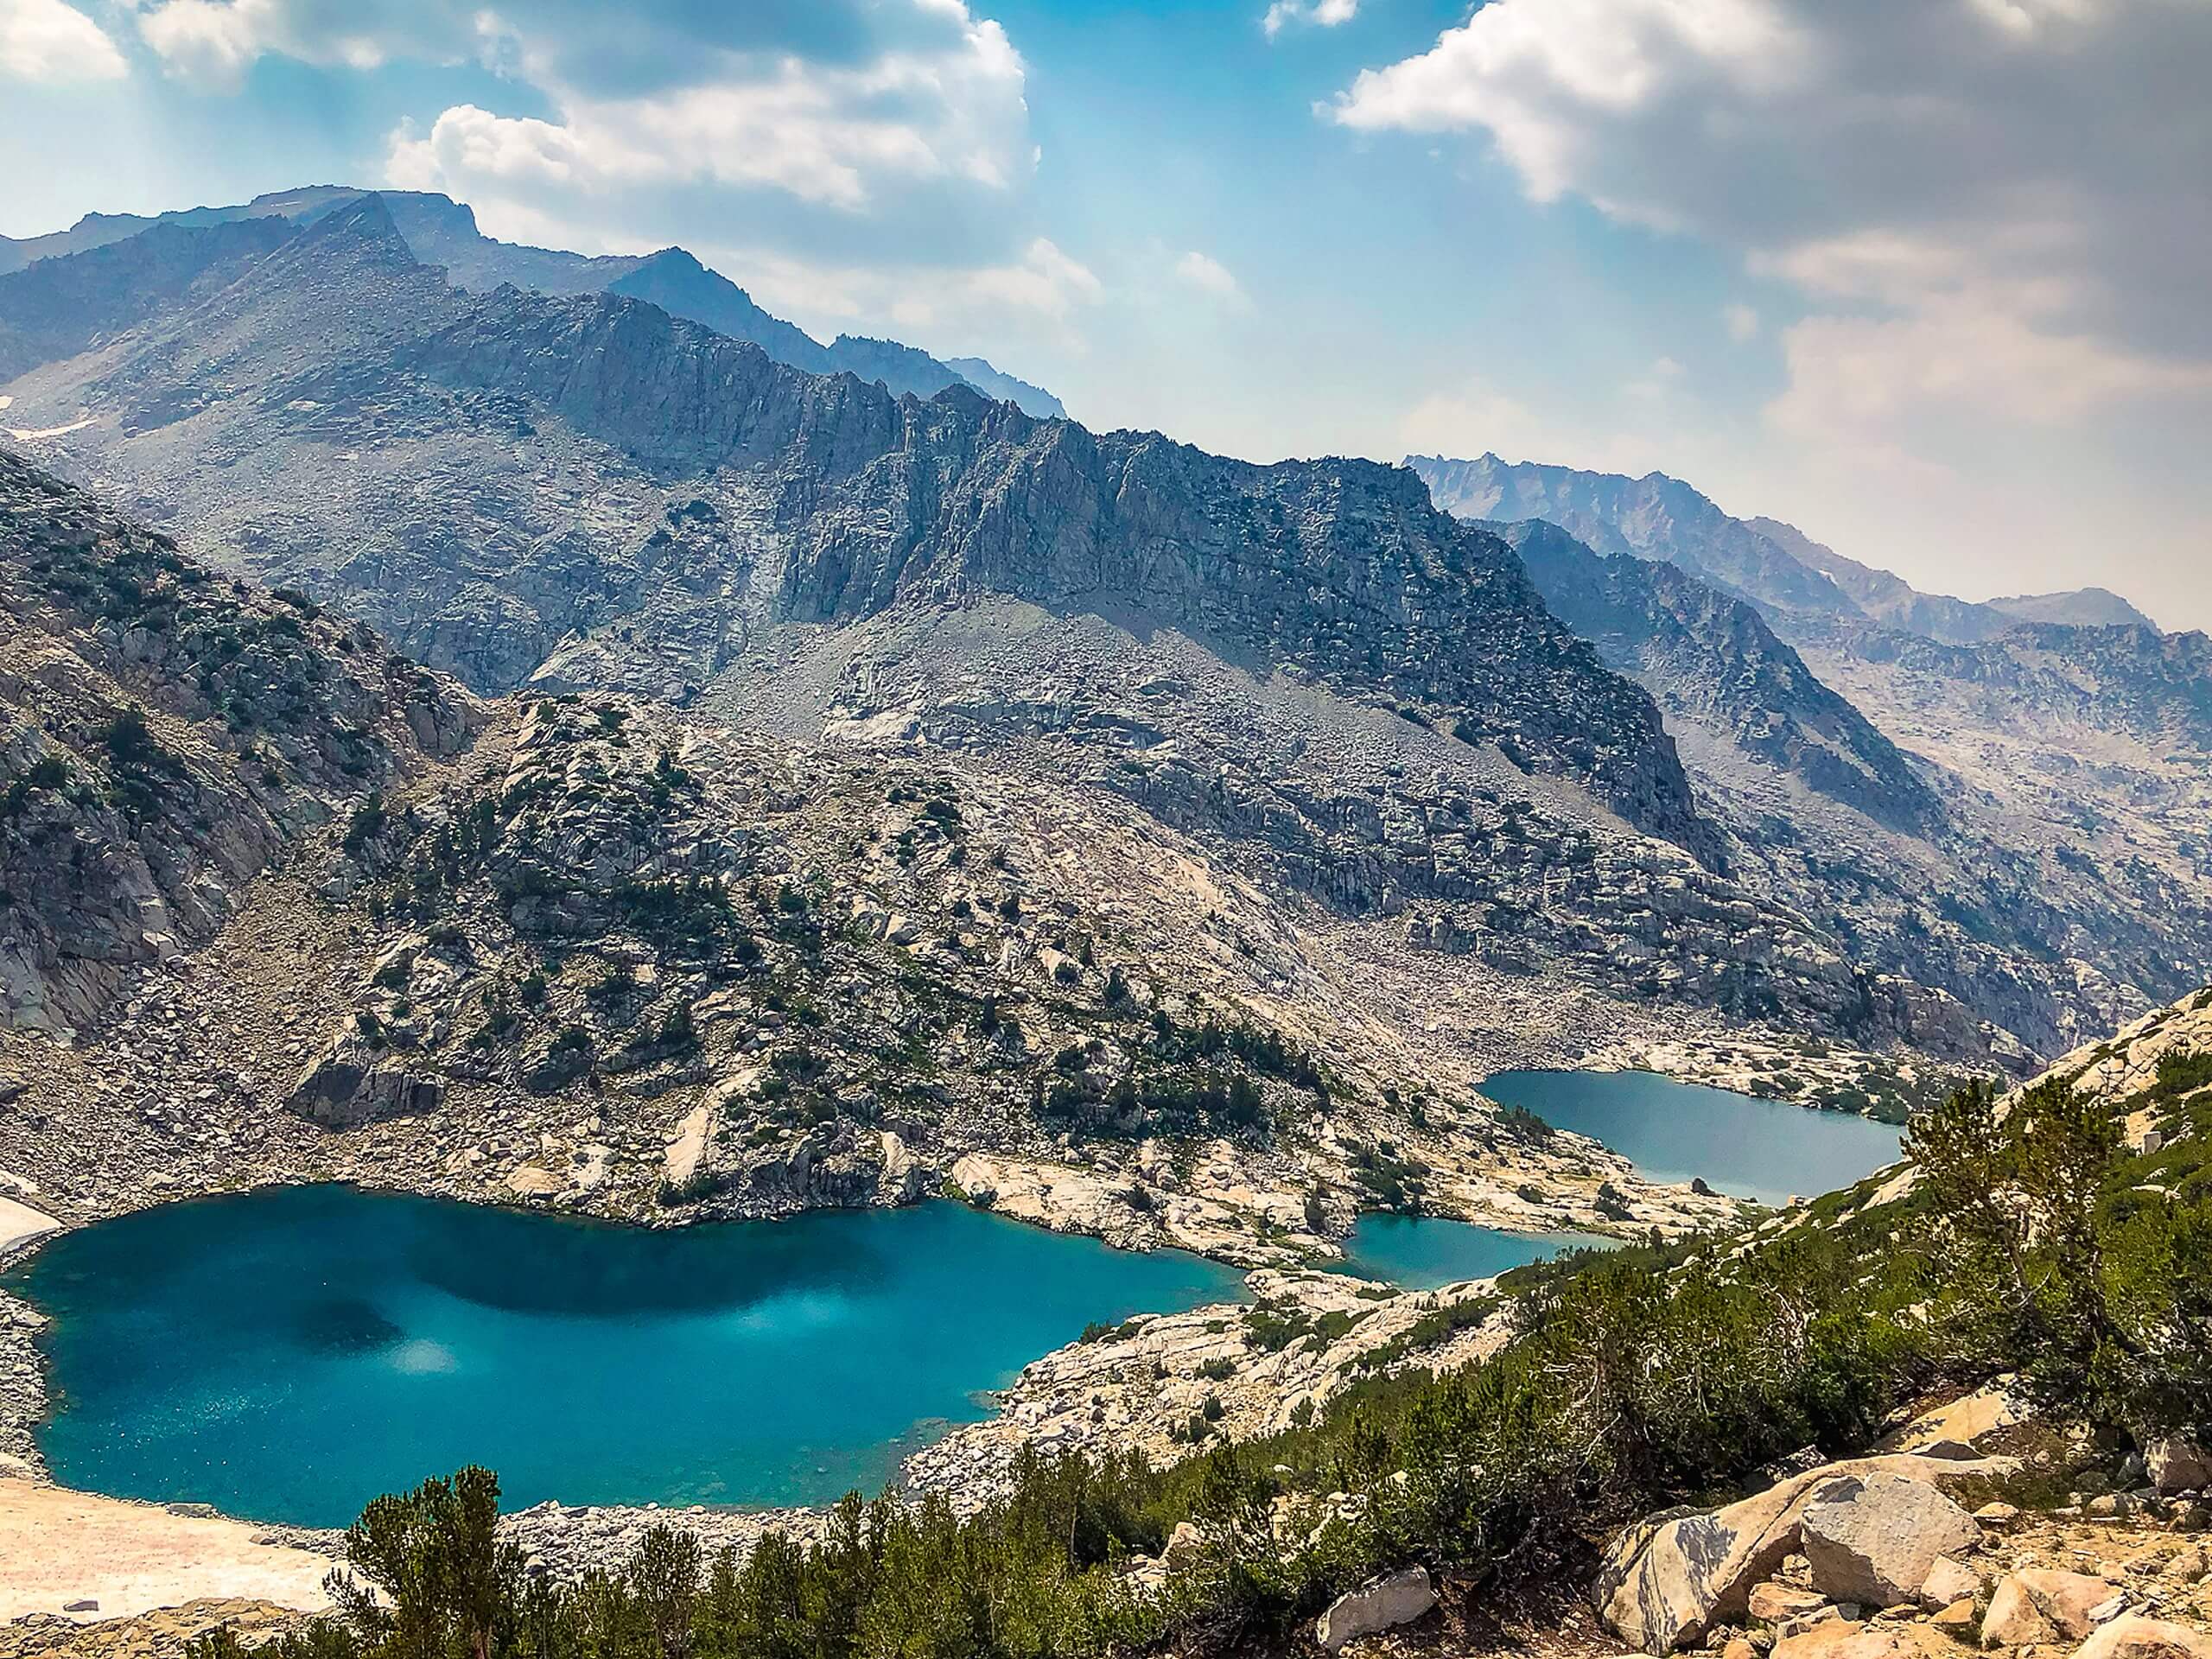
[2148,1440,2211,1497]
[1315,1567,1435,1652]
[286,1037,443,1128]
[1798,1471,1982,1608]
[1594,1454,2002,1654]
[1980,1569,2122,1648]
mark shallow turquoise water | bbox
[1335,1215,1605,1290]
[3,1187,1244,1528]
[1480,1069,1904,1207]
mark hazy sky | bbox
[4,0,2209,627]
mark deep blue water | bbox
[3,1186,1244,1528]
[1480,1069,1904,1207]
[1335,1215,1605,1290]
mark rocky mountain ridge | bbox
[1412,454,2157,645]
[3,185,1062,416]
[1745,514,2158,642]
[1,189,2121,1061]
[1478,518,2212,1056]
[1495,518,1943,837]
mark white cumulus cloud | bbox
[1173,250,1244,303]
[0,0,127,82]
[1263,0,1359,40]
[137,0,1034,223]
[1327,0,2212,448]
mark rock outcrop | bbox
[1798,1471,1983,1609]
[1595,1455,2004,1653]
[0,451,479,1032]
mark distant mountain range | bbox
[7,185,2212,1065]
[1411,453,2156,642]
[1,186,1066,419]
[1408,451,2212,1056]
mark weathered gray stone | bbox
[1595,1455,2000,1654]
[287,1040,444,1128]
[1798,1471,1981,1608]
[1314,1566,1435,1652]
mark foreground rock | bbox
[0,1597,304,1659]
[2075,1617,2212,1659]
[1314,1567,1436,1652]
[2152,1444,2212,1499]
[1799,1471,1982,1608]
[1982,1568,2126,1647]
[1595,1454,2004,1652]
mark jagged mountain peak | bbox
[6,181,1071,422]
[943,356,1066,420]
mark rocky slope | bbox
[1496,518,1942,837]
[1408,458,2212,1056]
[0,451,475,1031]
[0,456,1765,1268]
[0,220,296,385]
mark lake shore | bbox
[0,1479,334,1626]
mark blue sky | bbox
[3,0,2209,627]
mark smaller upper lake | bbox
[1335,1215,1605,1290]
[1480,1070,1904,1207]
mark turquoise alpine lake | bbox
[1334,1215,1605,1290]
[3,1186,1245,1529]
[1479,1069,1904,1207]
